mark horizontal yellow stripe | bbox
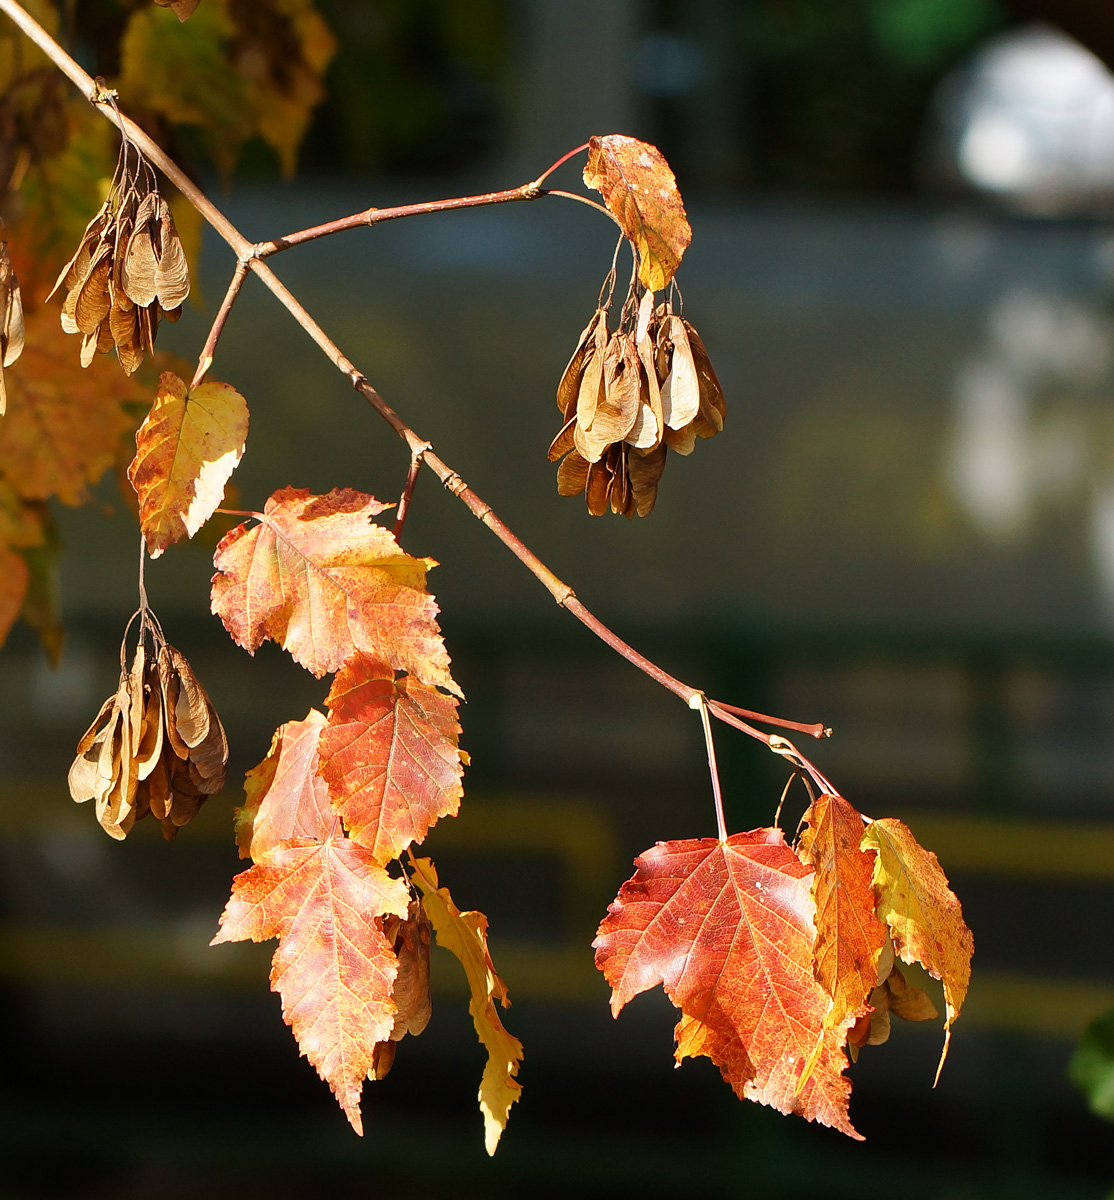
[893,811,1114,881]
[0,920,1106,1038]
[961,971,1114,1037]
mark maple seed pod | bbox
[371,899,434,1080]
[550,291,724,517]
[51,144,190,377]
[0,232,25,417]
[69,622,228,841]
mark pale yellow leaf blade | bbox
[410,855,523,1155]
[861,817,974,1082]
[128,371,249,558]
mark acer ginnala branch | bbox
[0,0,973,1154]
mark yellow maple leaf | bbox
[409,855,523,1155]
[861,817,974,1083]
[128,371,249,558]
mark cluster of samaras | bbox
[50,151,188,373]
[68,626,228,839]
[550,291,724,517]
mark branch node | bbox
[687,691,705,711]
[442,473,467,497]
[191,355,213,388]
[554,584,576,606]
[769,735,808,772]
[90,76,117,105]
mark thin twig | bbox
[137,532,148,639]
[254,143,597,258]
[393,444,429,541]
[531,142,590,188]
[544,189,617,223]
[255,184,543,257]
[695,694,728,842]
[0,0,780,756]
[708,699,830,740]
[190,259,250,389]
[773,771,797,830]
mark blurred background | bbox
[4,0,1114,1195]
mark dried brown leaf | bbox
[557,308,605,416]
[385,899,433,1042]
[583,135,691,292]
[627,443,667,516]
[659,315,700,431]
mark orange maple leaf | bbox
[318,652,466,864]
[582,134,692,293]
[0,482,47,648]
[798,793,887,1032]
[212,830,410,1134]
[235,709,334,860]
[210,486,458,693]
[0,543,27,647]
[594,829,860,1139]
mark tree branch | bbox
[0,0,833,785]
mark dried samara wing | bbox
[0,233,25,416]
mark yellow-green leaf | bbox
[861,817,973,1082]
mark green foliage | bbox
[1070,1007,1114,1122]
[868,0,1006,71]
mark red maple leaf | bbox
[594,828,860,1138]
